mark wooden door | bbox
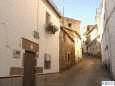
[23,50,36,86]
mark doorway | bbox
[23,50,37,86]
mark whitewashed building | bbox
[100,0,115,79]
[81,25,87,55]
[83,24,101,57]
[75,37,82,62]
[0,0,61,77]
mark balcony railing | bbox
[45,23,58,34]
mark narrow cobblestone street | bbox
[62,56,112,86]
[40,56,112,86]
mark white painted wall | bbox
[108,11,115,77]
[101,28,110,65]
[75,37,82,62]
[0,0,60,76]
[98,0,106,42]
[100,0,115,78]
[90,29,98,41]
[37,0,60,73]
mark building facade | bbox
[63,17,81,33]
[99,0,115,79]
[84,25,101,57]
[59,27,75,71]
[59,17,82,71]
[64,17,82,61]
[0,0,61,77]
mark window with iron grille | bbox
[46,12,51,25]
[33,31,39,39]
[44,53,51,69]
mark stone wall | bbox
[63,17,80,33]
[59,30,75,72]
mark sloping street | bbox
[37,56,112,86]
[62,56,112,86]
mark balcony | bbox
[45,23,58,34]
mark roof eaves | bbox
[46,0,62,17]
[64,17,81,23]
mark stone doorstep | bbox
[36,73,64,82]
[45,83,64,86]
[37,77,64,82]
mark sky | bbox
[53,0,100,25]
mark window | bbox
[44,53,51,69]
[63,33,66,42]
[87,46,88,51]
[13,49,21,59]
[33,31,39,39]
[46,12,51,25]
[68,23,72,27]
[104,13,105,20]
[105,45,108,51]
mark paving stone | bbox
[36,56,112,86]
